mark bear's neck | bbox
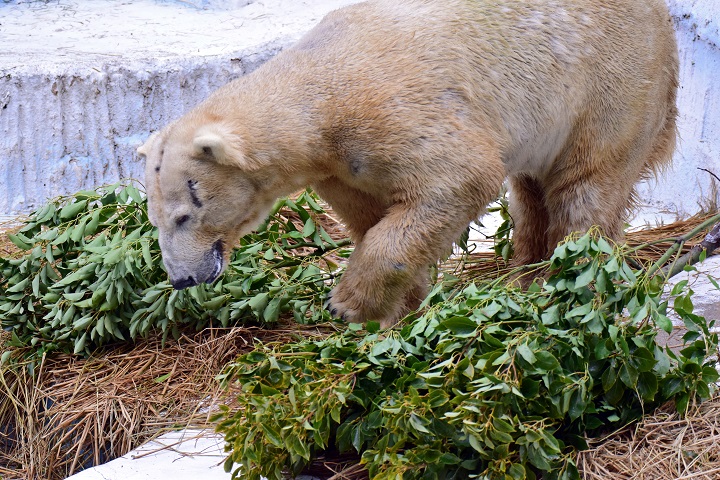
[201,67,331,178]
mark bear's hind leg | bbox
[543,159,637,255]
[509,174,551,264]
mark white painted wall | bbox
[637,0,720,216]
[0,0,718,217]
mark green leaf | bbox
[262,423,284,448]
[103,247,125,266]
[674,293,694,315]
[141,239,153,266]
[6,277,30,293]
[670,280,688,296]
[1,351,12,364]
[126,184,144,204]
[263,297,283,323]
[202,295,227,311]
[675,392,690,414]
[59,199,88,219]
[566,302,593,318]
[541,304,560,325]
[637,371,658,401]
[526,443,552,471]
[153,373,171,383]
[70,218,87,242]
[602,367,617,392]
[575,264,596,288]
[596,237,614,255]
[7,233,33,250]
[248,293,269,318]
[55,264,97,288]
[655,314,673,334]
[409,413,431,434]
[568,390,586,421]
[619,363,639,388]
[438,452,461,465]
[516,344,537,364]
[302,217,315,237]
[702,366,720,384]
[73,332,88,355]
[440,316,478,336]
[492,417,515,433]
[534,351,560,371]
[631,347,657,373]
[365,321,380,334]
[662,376,685,398]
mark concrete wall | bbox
[0,0,357,215]
[0,57,263,213]
[637,0,720,216]
[1,0,718,217]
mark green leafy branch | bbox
[0,183,350,359]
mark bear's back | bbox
[280,0,677,176]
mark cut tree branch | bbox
[645,212,720,279]
[660,220,720,278]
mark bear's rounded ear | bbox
[193,132,228,163]
[192,125,248,168]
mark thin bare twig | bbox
[697,167,720,184]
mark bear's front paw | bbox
[325,282,403,329]
[324,288,364,324]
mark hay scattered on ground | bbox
[0,218,23,260]
[0,323,338,479]
[578,397,720,480]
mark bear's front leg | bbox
[326,201,471,328]
[327,257,429,328]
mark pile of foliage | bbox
[213,233,719,480]
[0,182,348,358]
[2,182,718,480]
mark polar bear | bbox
[138,0,678,327]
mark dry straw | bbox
[577,399,720,480]
[0,323,337,479]
[0,211,718,479]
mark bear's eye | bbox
[175,215,191,227]
[188,179,203,208]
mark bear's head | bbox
[137,122,284,289]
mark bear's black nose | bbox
[172,276,197,290]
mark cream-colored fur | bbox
[138,0,678,327]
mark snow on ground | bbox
[1,0,360,69]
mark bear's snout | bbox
[160,240,224,289]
